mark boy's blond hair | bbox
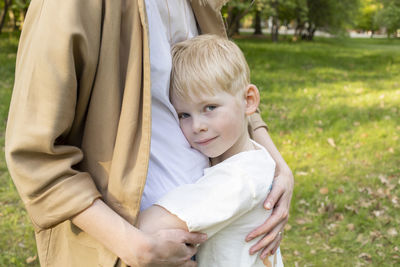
[170,34,250,101]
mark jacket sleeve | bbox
[5,0,103,231]
[249,109,268,132]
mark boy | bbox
[138,35,284,266]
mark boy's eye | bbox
[178,113,190,119]
[205,105,217,112]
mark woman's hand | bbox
[250,127,294,259]
[123,228,206,267]
[246,169,293,259]
[72,199,206,267]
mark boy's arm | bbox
[137,205,189,233]
[247,126,294,259]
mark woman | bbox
[5,0,293,266]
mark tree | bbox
[223,0,255,37]
[253,9,263,35]
[376,0,400,37]
[303,0,360,40]
[0,0,29,33]
[0,0,12,34]
[355,0,379,36]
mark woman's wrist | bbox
[274,160,292,178]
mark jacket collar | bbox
[196,0,229,11]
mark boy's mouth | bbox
[195,136,218,146]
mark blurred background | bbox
[0,0,399,266]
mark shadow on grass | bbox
[264,100,398,133]
[236,38,400,91]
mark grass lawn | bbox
[236,36,400,266]
[1,32,399,266]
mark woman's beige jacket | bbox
[5,0,267,266]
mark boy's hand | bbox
[123,228,206,267]
[245,169,293,259]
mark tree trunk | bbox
[226,2,253,37]
[271,16,279,42]
[8,8,17,30]
[226,7,240,37]
[253,10,262,35]
[0,0,11,34]
[270,0,279,42]
[305,25,316,41]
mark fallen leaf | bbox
[372,210,384,217]
[388,228,398,237]
[320,187,329,194]
[327,138,336,148]
[294,250,300,256]
[296,218,311,225]
[331,247,344,253]
[26,255,37,264]
[296,171,308,176]
[347,224,355,231]
[299,199,310,206]
[333,213,344,221]
[354,143,361,149]
[378,174,389,185]
[311,249,316,254]
[388,147,394,153]
[337,187,344,194]
[284,224,292,231]
[359,253,372,261]
[322,243,331,250]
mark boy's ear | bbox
[244,84,260,116]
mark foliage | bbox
[225,0,361,40]
[0,0,29,33]
[355,0,380,33]
[304,0,360,38]
[222,0,256,37]
[375,0,400,37]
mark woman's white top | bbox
[157,141,284,267]
[142,0,209,210]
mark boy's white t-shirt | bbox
[156,141,284,267]
[142,0,209,210]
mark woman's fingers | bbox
[246,199,289,243]
[263,183,285,210]
[260,228,283,259]
[249,219,286,255]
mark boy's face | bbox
[172,89,248,161]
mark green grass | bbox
[0,32,39,266]
[1,33,399,266]
[236,36,400,266]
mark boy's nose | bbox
[192,117,208,133]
